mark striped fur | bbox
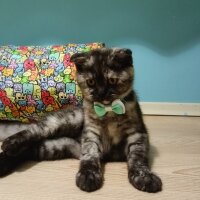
[0,48,162,193]
[0,108,83,176]
[72,48,162,192]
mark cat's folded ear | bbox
[70,53,88,71]
[113,48,133,66]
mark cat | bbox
[0,48,162,193]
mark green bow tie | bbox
[94,99,126,117]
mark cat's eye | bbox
[109,78,118,85]
[86,79,95,86]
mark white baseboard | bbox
[140,102,200,116]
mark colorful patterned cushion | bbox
[0,43,104,122]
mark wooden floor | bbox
[0,116,200,200]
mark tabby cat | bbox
[0,48,162,193]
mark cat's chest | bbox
[105,121,122,145]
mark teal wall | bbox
[1,0,200,103]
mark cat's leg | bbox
[34,137,81,161]
[76,129,103,192]
[125,132,162,193]
[0,137,80,177]
[1,108,83,157]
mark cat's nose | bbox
[98,88,106,97]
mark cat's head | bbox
[71,48,134,104]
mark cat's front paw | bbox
[129,168,162,193]
[76,167,103,192]
[1,132,27,156]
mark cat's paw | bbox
[0,152,17,177]
[129,168,162,193]
[76,168,103,192]
[1,133,27,156]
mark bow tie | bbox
[94,99,126,117]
